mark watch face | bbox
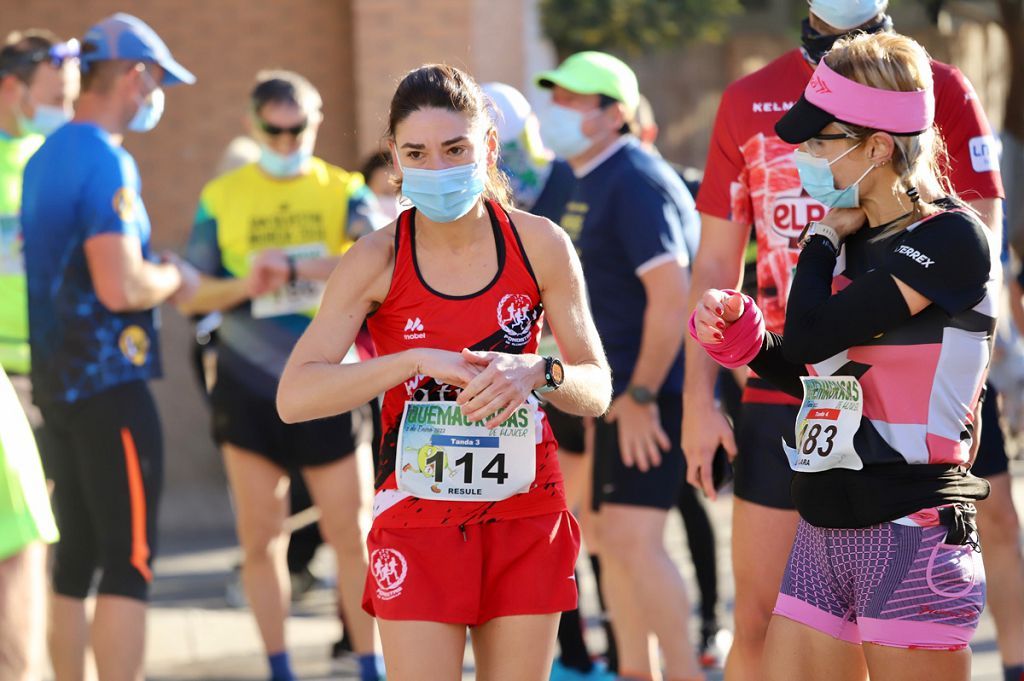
[629,385,655,403]
[550,359,564,385]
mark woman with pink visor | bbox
[691,32,994,681]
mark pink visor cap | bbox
[775,60,934,143]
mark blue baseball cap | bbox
[80,13,195,86]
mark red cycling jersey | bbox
[697,48,1004,404]
[365,201,566,529]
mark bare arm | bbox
[967,198,1002,240]
[277,230,403,423]
[177,275,251,316]
[632,259,690,392]
[455,214,612,424]
[85,234,183,312]
[682,213,749,498]
[277,229,480,424]
[519,215,611,417]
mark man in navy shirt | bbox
[21,13,196,681]
[535,52,704,680]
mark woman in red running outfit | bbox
[277,64,611,681]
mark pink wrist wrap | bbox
[688,290,765,369]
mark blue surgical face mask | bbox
[259,145,312,178]
[793,142,874,209]
[19,103,71,137]
[399,159,487,223]
[128,87,165,133]
[537,104,597,159]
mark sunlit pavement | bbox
[51,461,1022,680]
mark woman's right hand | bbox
[693,288,745,345]
[411,348,483,389]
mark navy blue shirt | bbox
[530,159,576,225]
[562,137,698,396]
[22,123,161,405]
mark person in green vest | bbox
[0,29,79,412]
[0,364,59,680]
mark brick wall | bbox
[351,0,543,160]
[1,0,357,248]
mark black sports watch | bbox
[534,356,564,395]
[627,384,656,404]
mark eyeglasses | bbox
[812,132,855,141]
[258,119,308,137]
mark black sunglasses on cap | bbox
[258,118,308,137]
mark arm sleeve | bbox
[184,193,226,277]
[932,63,1004,200]
[612,172,689,275]
[781,237,912,364]
[695,85,750,223]
[883,213,991,316]
[748,331,805,399]
[80,152,145,241]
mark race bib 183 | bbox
[783,375,865,472]
[395,400,536,502]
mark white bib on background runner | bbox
[395,400,536,501]
[250,243,326,319]
[783,375,864,472]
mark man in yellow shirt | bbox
[180,70,380,681]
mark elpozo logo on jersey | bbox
[771,193,826,242]
[118,325,150,367]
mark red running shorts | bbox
[363,510,580,626]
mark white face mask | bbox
[128,69,165,133]
[17,97,71,137]
[537,104,601,159]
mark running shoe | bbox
[549,658,616,681]
[699,626,733,669]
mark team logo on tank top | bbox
[497,293,535,346]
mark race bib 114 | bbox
[395,400,536,502]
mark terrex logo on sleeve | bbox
[896,245,934,268]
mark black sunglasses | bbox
[258,119,308,137]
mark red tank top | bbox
[366,201,565,529]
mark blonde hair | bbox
[824,33,953,215]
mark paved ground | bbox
[52,462,1023,680]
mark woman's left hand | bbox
[821,207,868,239]
[455,349,545,427]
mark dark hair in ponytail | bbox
[387,64,513,209]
